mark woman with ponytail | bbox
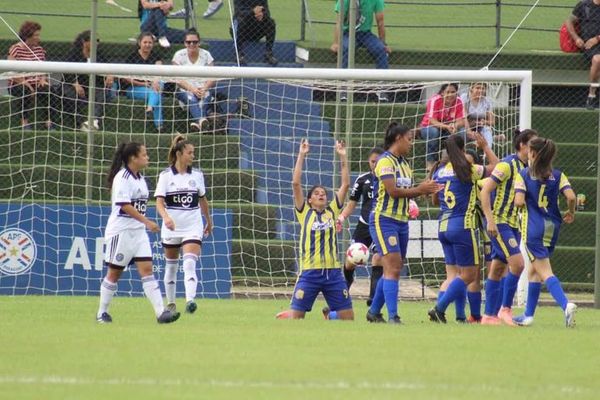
[98,142,180,325]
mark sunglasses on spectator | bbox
[185,40,199,45]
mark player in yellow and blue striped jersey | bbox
[513,137,577,327]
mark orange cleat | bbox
[275,310,292,319]
[498,307,516,326]
[467,315,482,324]
[481,315,502,325]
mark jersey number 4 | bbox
[538,184,548,209]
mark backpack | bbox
[560,0,591,53]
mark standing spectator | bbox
[566,0,600,109]
[7,21,53,130]
[60,30,114,131]
[460,82,495,148]
[172,29,216,132]
[139,0,186,48]
[122,32,164,133]
[330,0,390,102]
[232,0,278,66]
[171,0,223,19]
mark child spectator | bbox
[460,82,495,148]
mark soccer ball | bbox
[346,242,370,265]
[409,199,420,219]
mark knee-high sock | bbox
[524,282,542,317]
[484,279,500,316]
[164,258,178,305]
[142,275,165,317]
[437,277,467,313]
[98,277,117,317]
[369,266,383,300]
[545,276,568,311]
[501,271,520,308]
[382,278,399,318]
[182,253,198,302]
[455,287,467,320]
[467,290,482,318]
[369,278,385,315]
[493,277,506,315]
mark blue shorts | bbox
[439,228,480,267]
[290,269,353,312]
[369,213,409,257]
[524,219,560,261]
[490,223,521,264]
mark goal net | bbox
[0,61,531,299]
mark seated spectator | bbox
[171,0,223,19]
[566,0,600,109]
[7,21,53,130]
[460,82,495,148]
[330,0,390,102]
[139,0,185,48]
[122,32,164,132]
[420,83,472,171]
[231,0,278,66]
[172,29,216,132]
[59,30,114,131]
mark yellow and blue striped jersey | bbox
[372,152,412,222]
[433,162,485,231]
[489,154,525,228]
[295,197,342,271]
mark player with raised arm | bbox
[337,147,384,304]
[97,142,180,324]
[480,129,538,325]
[367,123,441,324]
[512,137,577,327]
[428,134,498,323]
[276,139,353,320]
[156,135,213,315]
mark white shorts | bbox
[162,234,203,248]
[104,229,152,268]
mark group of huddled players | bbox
[277,124,578,328]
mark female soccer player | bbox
[336,147,384,304]
[480,129,538,325]
[428,134,497,323]
[97,142,180,324]
[512,137,577,327]
[277,139,353,320]
[155,135,213,315]
[367,123,441,324]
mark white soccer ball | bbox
[346,242,370,265]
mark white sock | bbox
[98,277,117,318]
[142,275,165,317]
[164,258,179,305]
[183,253,198,302]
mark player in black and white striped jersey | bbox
[156,135,213,314]
[97,142,180,324]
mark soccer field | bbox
[1,297,599,400]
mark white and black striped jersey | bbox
[155,166,206,237]
[105,167,149,238]
[349,171,375,224]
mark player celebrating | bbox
[512,137,577,327]
[97,142,180,324]
[480,129,537,325]
[367,123,441,324]
[276,139,353,320]
[337,147,384,304]
[156,135,213,315]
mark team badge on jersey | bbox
[189,180,196,187]
[116,253,124,262]
[388,236,398,246]
[0,229,37,275]
[508,238,518,248]
[295,289,304,300]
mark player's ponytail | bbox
[529,137,556,180]
[383,122,410,150]
[445,134,471,183]
[106,142,143,189]
[168,134,191,165]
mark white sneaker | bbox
[565,302,577,328]
[81,119,99,131]
[190,118,209,132]
[512,314,534,327]
[376,91,389,102]
[158,36,171,48]
[203,0,223,18]
[170,8,186,18]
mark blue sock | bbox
[493,277,506,315]
[455,287,467,320]
[546,276,568,310]
[382,278,399,318]
[369,278,385,315]
[502,272,520,308]
[525,282,541,317]
[484,279,500,316]
[467,291,482,318]
[437,278,467,313]
[328,310,338,320]
[437,290,445,302]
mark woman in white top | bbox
[460,82,495,148]
[155,135,213,314]
[172,29,216,132]
[97,142,180,324]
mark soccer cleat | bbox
[322,306,331,320]
[456,318,468,324]
[185,301,197,314]
[157,309,180,324]
[376,91,389,102]
[585,96,597,111]
[428,307,447,324]
[275,310,292,319]
[158,36,171,48]
[467,315,482,324]
[481,315,502,325]
[96,312,112,324]
[498,307,516,326]
[190,118,209,132]
[203,0,223,18]
[565,302,577,328]
[512,314,534,327]
[388,315,402,324]
[166,302,177,313]
[366,310,386,323]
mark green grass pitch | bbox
[1,296,599,399]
